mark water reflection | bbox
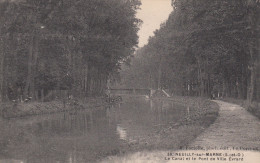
[116,125,127,140]
[0,96,187,163]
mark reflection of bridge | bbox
[108,88,155,97]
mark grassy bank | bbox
[135,96,219,150]
[221,98,260,119]
[97,96,219,161]
[0,98,109,119]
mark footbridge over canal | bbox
[108,88,171,98]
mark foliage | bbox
[0,0,141,101]
[120,0,259,102]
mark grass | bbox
[221,97,260,119]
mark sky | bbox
[137,0,173,47]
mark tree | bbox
[0,0,141,101]
[120,0,259,103]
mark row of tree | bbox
[0,0,141,101]
[120,0,259,103]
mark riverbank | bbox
[134,96,219,150]
[98,96,219,162]
[101,100,260,163]
[0,98,109,119]
[221,98,260,119]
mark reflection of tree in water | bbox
[150,99,188,126]
[30,111,94,137]
[0,107,122,163]
[116,125,127,140]
[0,98,190,162]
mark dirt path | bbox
[189,100,260,150]
[100,100,260,163]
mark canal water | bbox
[0,96,188,163]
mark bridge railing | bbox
[108,88,153,96]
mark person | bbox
[105,89,111,102]
[7,85,15,101]
[210,92,215,100]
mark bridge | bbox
[108,88,154,97]
[108,88,171,98]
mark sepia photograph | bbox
[0,0,259,162]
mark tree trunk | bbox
[237,77,243,99]
[31,35,39,100]
[24,36,34,98]
[158,56,162,90]
[246,0,259,103]
[0,38,6,102]
[84,65,88,95]
[247,66,256,103]
[196,56,204,96]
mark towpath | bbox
[189,100,260,150]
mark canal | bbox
[0,96,190,163]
